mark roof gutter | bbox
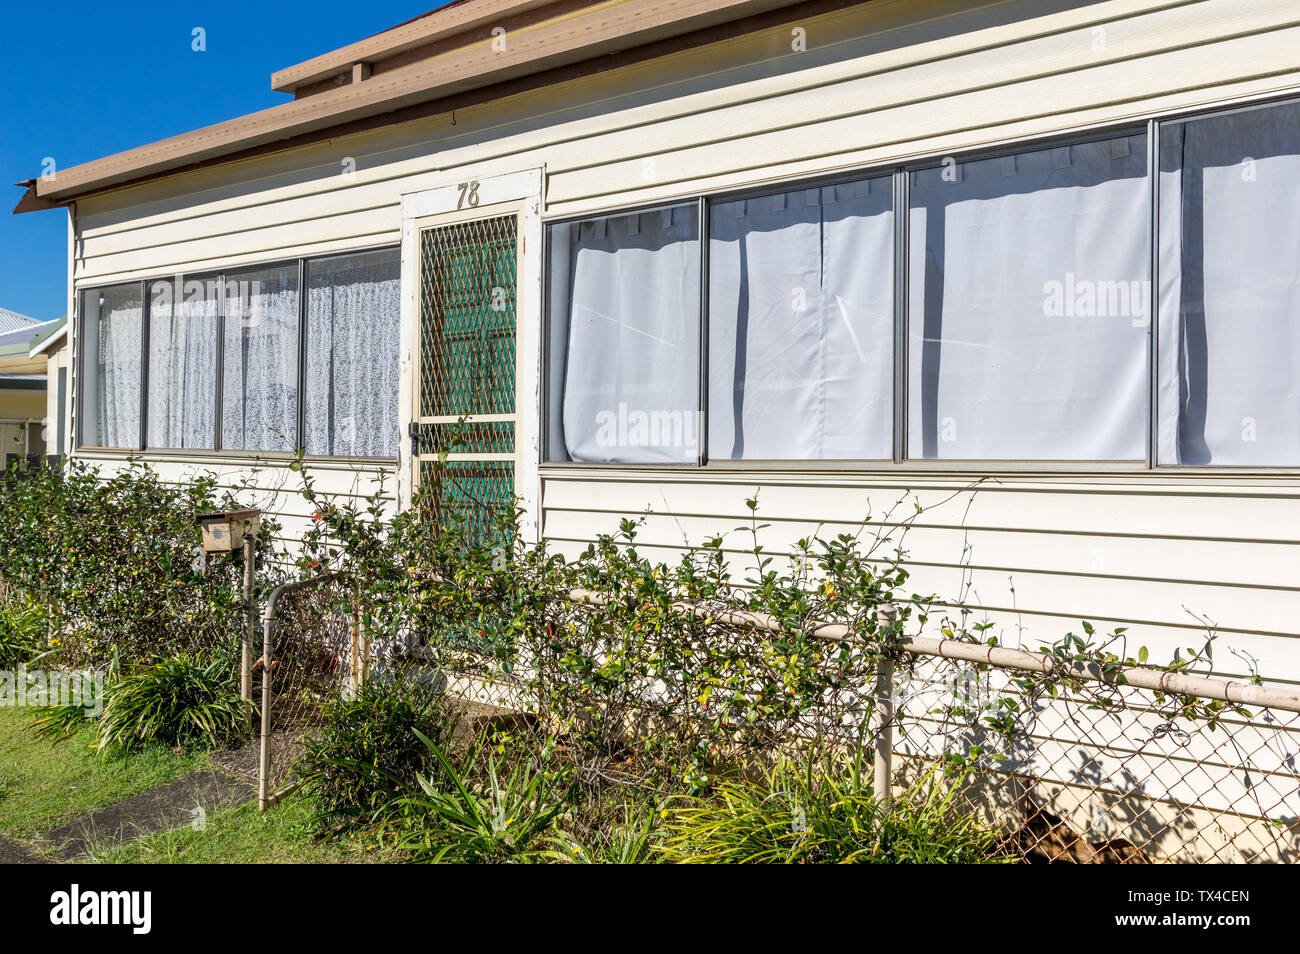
[17,0,815,210]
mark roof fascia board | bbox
[271,0,556,93]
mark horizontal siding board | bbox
[540,475,1300,542]
[546,22,1300,204]
[78,207,401,282]
[543,532,1300,641]
[539,509,1300,589]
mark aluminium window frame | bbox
[74,242,403,463]
[76,280,146,453]
[541,89,1300,475]
[301,245,406,460]
[542,126,1152,471]
[142,266,226,455]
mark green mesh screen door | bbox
[414,214,518,541]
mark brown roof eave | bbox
[270,0,554,94]
[12,180,67,215]
[17,0,854,211]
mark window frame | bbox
[301,245,405,459]
[75,243,402,462]
[142,267,224,454]
[542,91,1300,473]
[77,280,146,452]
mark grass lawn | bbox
[86,795,394,864]
[0,705,208,838]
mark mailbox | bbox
[197,509,261,553]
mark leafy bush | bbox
[296,457,919,792]
[392,729,571,864]
[658,758,1005,864]
[0,598,46,668]
[558,796,664,864]
[300,673,457,827]
[97,649,252,753]
[0,460,272,668]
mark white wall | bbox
[68,0,1300,682]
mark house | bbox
[12,0,1300,690]
[0,315,67,468]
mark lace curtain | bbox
[305,249,401,457]
[82,283,142,448]
[221,265,300,452]
[146,280,218,449]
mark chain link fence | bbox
[254,575,355,806]
[888,653,1300,862]
[254,576,1300,863]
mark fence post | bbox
[873,603,898,806]
[241,532,255,724]
[258,598,274,812]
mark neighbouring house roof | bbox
[13,0,828,211]
[0,317,64,377]
[0,306,38,334]
[26,318,66,358]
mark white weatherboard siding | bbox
[69,0,1300,691]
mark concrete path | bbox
[0,833,49,864]
[42,769,255,860]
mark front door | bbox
[412,212,519,542]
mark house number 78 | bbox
[456,180,481,209]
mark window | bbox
[79,282,143,449]
[305,248,402,457]
[542,98,1300,470]
[709,177,894,460]
[146,276,218,450]
[1157,100,1300,466]
[907,134,1150,460]
[220,263,300,452]
[546,203,701,463]
[77,247,400,458]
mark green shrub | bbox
[0,598,46,668]
[300,673,456,827]
[559,796,664,864]
[0,460,272,668]
[658,757,1005,864]
[97,650,252,753]
[392,729,570,864]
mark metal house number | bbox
[456,180,481,209]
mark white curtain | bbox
[1157,101,1300,466]
[305,249,401,457]
[146,281,218,449]
[548,205,701,463]
[709,178,894,460]
[82,283,142,448]
[907,134,1150,460]
[222,266,299,452]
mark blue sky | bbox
[0,1,439,322]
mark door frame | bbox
[398,166,544,543]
